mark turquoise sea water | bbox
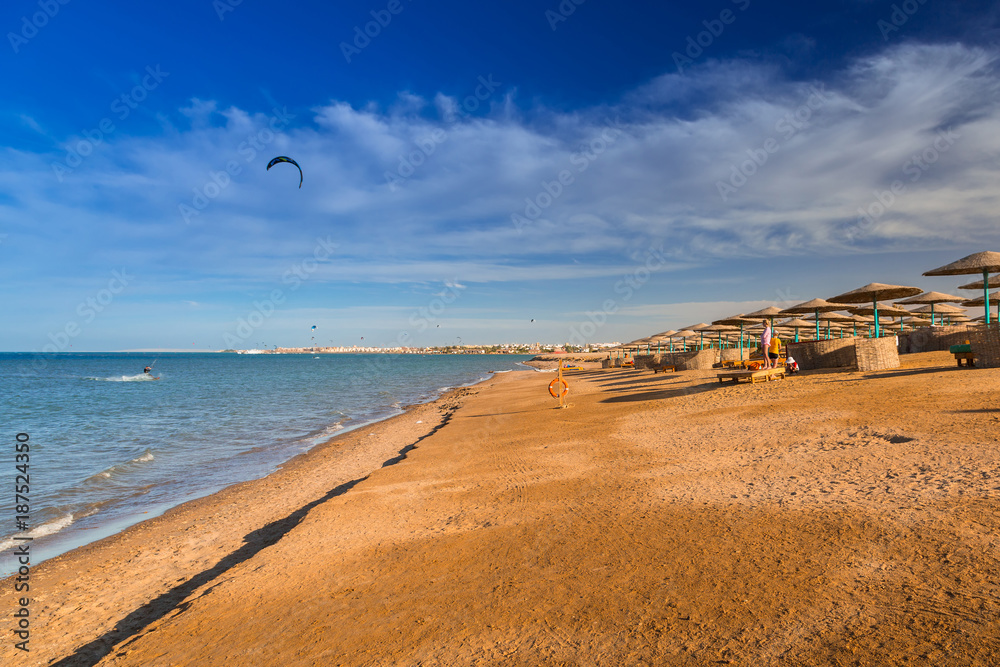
[0,352,533,573]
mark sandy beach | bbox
[5,353,1000,665]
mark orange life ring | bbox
[548,378,569,398]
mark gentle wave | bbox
[87,374,160,382]
[86,449,156,482]
[0,513,75,552]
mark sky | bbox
[2,0,1000,351]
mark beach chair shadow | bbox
[599,382,717,403]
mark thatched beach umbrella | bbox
[701,323,739,350]
[957,275,1000,290]
[924,251,1000,325]
[681,323,712,350]
[776,317,815,343]
[901,317,932,329]
[652,330,677,353]
[960,294,1000,322]
[847,302,913,335]
[713,314,754,359]
[829,283,922,338]
[908,303,965,325]
[743,306,785,333]
[896,291,965,326]
[806,311,854,340]
[779,298,847,342]
[672,329,698,352]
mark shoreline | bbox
[0,371,526,665]
[1,360,529,575]
[5,353,1000,664]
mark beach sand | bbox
[4,352,1000,665]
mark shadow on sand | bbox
[52,410,456,666]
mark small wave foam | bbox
[0,513,75,551]
[131,450,155,463]
[86,449,156,483]
[88,373,160,382]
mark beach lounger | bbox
[949,342,975,367]
[716,367,786,384]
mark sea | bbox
[0,352,535,574]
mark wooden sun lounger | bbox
[652,364,676,373]
[717,367,786,384]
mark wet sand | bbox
[4,352,1000,666]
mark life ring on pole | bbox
[548,378,569,398]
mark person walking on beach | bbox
[760,320,772,369]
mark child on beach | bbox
[768,335,782,369]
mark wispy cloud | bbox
[3,42,1000,347]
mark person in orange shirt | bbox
[767,335,782,369]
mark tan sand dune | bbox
[4,352,1000,665]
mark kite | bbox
[311,325,317,330]
[267,156,303,188]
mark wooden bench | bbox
[652,364,677,373]
[950,343,975,367]
[717,367,786,384]
[954,352,975,367]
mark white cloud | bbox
[3,42,1000,295]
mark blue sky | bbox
[3,0,1000,350]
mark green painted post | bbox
[873,299,881,338]
[984,269,991,325]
